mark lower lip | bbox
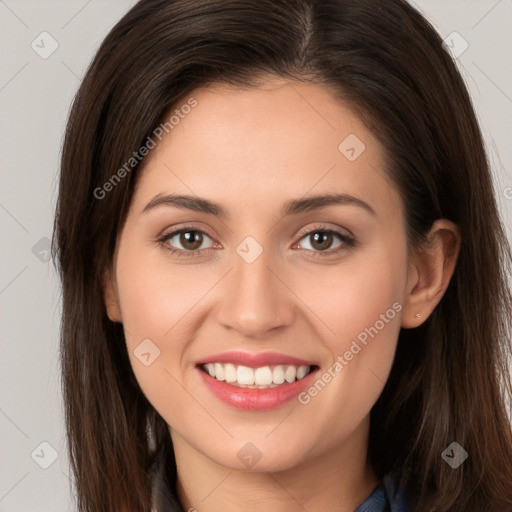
[196,366,319,410]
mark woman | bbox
[52,0,512,511]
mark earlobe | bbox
[102,267,122,323]
[401,219,461,329]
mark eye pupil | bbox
[311,232,333,251]
[180,231,202,250]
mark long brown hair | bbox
[52,0,512,510]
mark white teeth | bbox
[285,365,296,383]
[237,365,254,385]
[224,363,237,383]
[296,365,308,379]
[201,363,312,387]
[254,366,273,386]
[272,366,285,384]
[214,363,225,381]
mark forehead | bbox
[131,78,399,219]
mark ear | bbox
[102,267,122,323]
[401,219,461,328]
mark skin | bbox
[103,77,460,512]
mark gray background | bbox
[0,1,511,510]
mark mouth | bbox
[197,362,319,389]
[195,351,320,410]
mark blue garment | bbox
[354,472,411,511]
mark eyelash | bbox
[157,224,356,259]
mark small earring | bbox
[415,313,421,319]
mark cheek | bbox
[115,240,210,346]
[114,242,211,423]
[295,240,407,345]
[113,240,206,395]
[288,239,407,432]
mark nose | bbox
[216,245,295,339]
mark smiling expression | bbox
[104,77,412,471]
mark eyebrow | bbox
[142,192,376,217]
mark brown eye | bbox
[295,227,355,256]
[179,230,203,250]
[309,231,334,251]
[161,228,215,253]
[299,230,344,252]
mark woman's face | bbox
[106,78,412,472]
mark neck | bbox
[170,418,379,512]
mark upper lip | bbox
[196,351,317,368]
